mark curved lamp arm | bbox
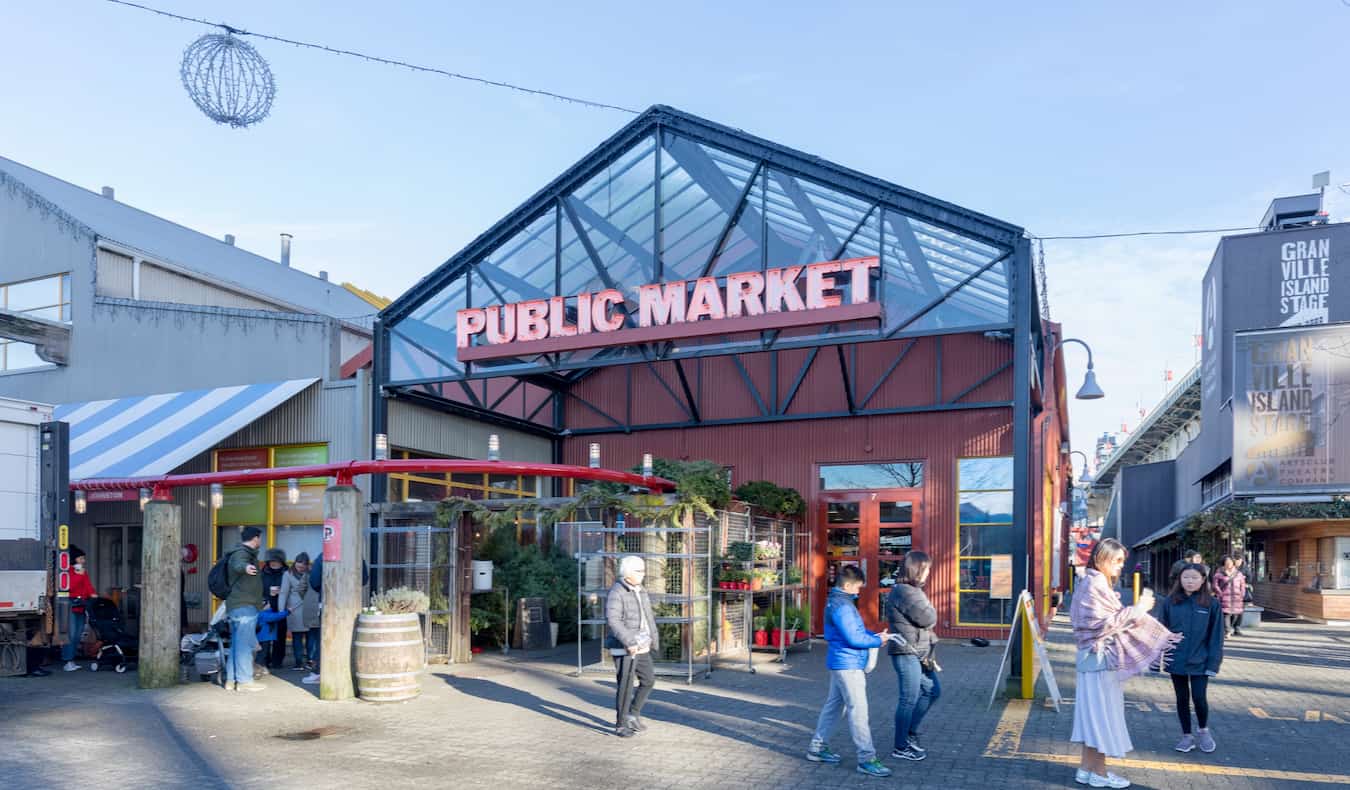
[1054,337,1105,400]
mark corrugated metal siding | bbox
[140,263,283,311]
[95,247,133,298]
[562,408,1015,638]
[389,398,552,461]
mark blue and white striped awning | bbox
[56,379,317,480]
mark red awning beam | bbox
[70,459,676,499]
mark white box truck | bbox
[0,396,67,675]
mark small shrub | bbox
[371,587,430,614]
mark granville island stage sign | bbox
[455,257,881,362]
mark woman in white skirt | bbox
[1070,538,1181,789]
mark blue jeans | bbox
[811,668,876,762]
[291,630,314,666]
[226,606,259,685]
[891,653,941,750]
[308,627,320,664]
[62,610,87,662]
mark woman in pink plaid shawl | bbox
[1069,538,1181,789]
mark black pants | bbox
[1228,613,1242,633]
[269,620,288,667]
[614,652,656,726]
[1171,674,1209,734]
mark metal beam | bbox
[673,359,701,422]
[859,339,917,409]
[564,399,1014,435]
[729,351,770,417]
[779,347,820,415]
[837,345,855,413]
[390,386,556,438]
[1010,234,1034,691]
[645,362,694,421]
[947,359,1013,405]
[568,197,655,282]
[885,208,944,301]
[773,171,841,253]
[700,161,763,278]
[885,251,1011,338]
[564,390,626,429]
[0,308,69,365]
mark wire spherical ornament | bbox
[180,33,276,129]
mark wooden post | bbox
[138,501,181,689]
[320,485,363,701]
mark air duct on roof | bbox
[100,186,115,199]
[224,234,236,246]
[280,233,292,267]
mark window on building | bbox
[1,273,71,372]
[819,462,924,491]
[1201,464,1231,506]
[211,445,329,594]
[389,449,541,542]
[1280,540,1300,582]
[957,457,1015,626]
[1315,536,1350,590]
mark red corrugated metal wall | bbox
[552,331,1069,640]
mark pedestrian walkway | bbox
[3,615,1348,789]
[1001,612,1350,789]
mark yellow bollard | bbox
[1020,603,1035,700]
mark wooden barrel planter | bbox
[353,612,425,703]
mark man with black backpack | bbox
[222,527,265,692]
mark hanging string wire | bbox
[104,0,642,115]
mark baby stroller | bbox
[85,597,136,673]
[181,619,230,687]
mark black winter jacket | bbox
[884,582,937,657]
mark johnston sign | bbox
[455,257,881,362]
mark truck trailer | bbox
[0,396,69,675]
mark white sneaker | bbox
[1075,768,1091,785]
[301,672,320,685]
[1088,772,1130,788]
[63,661,80,672]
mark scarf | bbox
[1071,568,1181,679]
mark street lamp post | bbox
[1055,337,1106,400]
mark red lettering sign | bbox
[322,517,342,562]
[456,257,879,362]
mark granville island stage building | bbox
[373,106,1077,646]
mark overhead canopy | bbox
[57,379,316,480]
[381,105,1026,387]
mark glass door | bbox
[817,491,923,630]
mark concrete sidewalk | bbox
[3,614,1348,789]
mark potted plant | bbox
[753,540,782,560]
[728,541,755,562]
[752,616,770,647]
[785,566,803,585]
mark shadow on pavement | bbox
[442,675,614,734]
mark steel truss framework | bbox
[373,106,1045,673]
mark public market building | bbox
[375,106,1074,639]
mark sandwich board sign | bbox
[987,590,1063,712]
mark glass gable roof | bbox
[384,107,1024,386]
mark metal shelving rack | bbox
[574,512,714,684]
[716,513,813,672]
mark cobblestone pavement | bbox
[3,614,1349,789]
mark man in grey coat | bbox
[605,555,659,738]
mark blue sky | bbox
[5,0,1350,462]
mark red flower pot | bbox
[753,630,769,647]
[771,628,782,647]
[738,581,749,590]
[470,646,484,654]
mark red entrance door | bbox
[818,489,924,631]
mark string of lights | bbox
[104,0,642,115]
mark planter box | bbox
[1240,605,1263,629]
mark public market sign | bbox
[456,257,881,362]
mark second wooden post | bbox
[320,484,363,701]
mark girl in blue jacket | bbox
[1157,562,1224,754]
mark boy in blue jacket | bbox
[807,564,892,777]
[253,604,291,679]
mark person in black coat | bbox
[1157,562,1224,755]
[259,548,289,669]
[884,551,941,762]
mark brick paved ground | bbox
[3,613,1348,789]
